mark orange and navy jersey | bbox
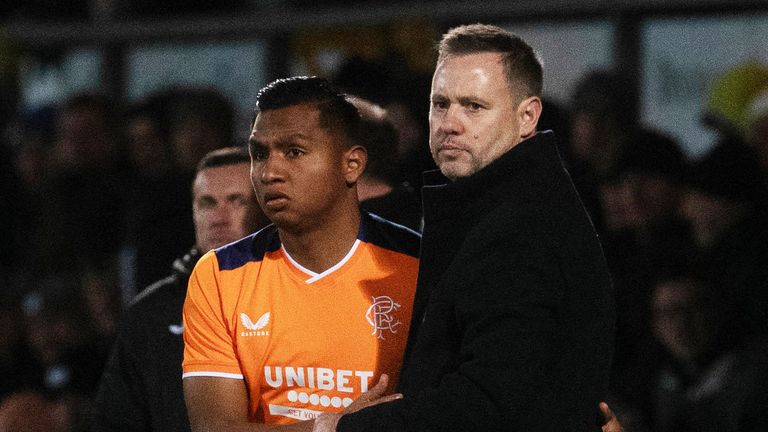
[182,212,420,424]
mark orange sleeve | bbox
[182,251,243,379]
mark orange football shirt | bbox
[182,213,420,424]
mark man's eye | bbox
[467,102,483,111]
[252,149,268,161]
[197,198,216,209]
[287,148,303,158]
[231,196,248,207]
[432,100,448,110]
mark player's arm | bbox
[182,252,309,431]
[184,375,400,432]
[183,376,313,432]
[183,252,320,432]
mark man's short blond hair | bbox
[437,24,543,101]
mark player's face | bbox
[193,162,266,252]
[248,104,354,232]
[429,52,539,180]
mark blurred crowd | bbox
[1,56,768,431]
[563,63,768,431]
[0,85,241,431]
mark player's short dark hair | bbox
[437,24,543,100]
[254,76,360,147]
[196,146,251,173]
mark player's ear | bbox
[343,145,367,186]
[518,96,542,139]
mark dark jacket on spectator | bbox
[91,248,201,432]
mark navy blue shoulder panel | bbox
[215,225,281,271]
[359,211,421,259]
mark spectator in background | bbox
[0,149,23,269]
[41,92,129,273]
[686,61,768,342]
[599,131,694,376]
[0,294,37,401]
[567,70,637,231]
[745,88,768,175]
[569,70,636,179]
[0,391,70,432]
[1,276,111,432]
[601,131,688,243]
[680,138,768,341]
[167,87,235,173]
[122,87,235,294]
[1,101,119,432]
[122,91,188,297]
[702,62,768,146]
[333,56,434,193]
[7,93,128,284]
[349,96,422,231]
[21,279,107,397]
[125,93,176,181]
[93,147,269,432]
[5,106,56,273]
[643,270,768,432]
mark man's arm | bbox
[334,210,614,431]
[335,241,561,430]
[184,376,313,432]
[315,401,623,432]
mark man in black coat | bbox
[91,147,269,431]
[323,24,615,432]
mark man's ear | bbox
[518,96,542,139]
[343,145,367,186]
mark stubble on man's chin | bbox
[438,159,482,182]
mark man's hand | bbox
[343,374,402,414]
[312,374,402,432]
[600,402,623,432]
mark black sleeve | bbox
[90,326,149,432]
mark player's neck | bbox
[279,202,361,274]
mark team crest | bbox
[365,296,401,340]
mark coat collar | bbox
[421,130,563,222]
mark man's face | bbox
[429,52,534,180]
[679,189,729,247]
[652,280,712,362]
[248,104,355,232]
[193,162,266,252]
[55,108,115,170]
[570,111,608,161]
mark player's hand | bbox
[343,374,402,414]
[312,413,341,432]
[600,402,623,432]
[312,375,402,432]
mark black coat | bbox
[339,131,615,431]
[91,248,201,432]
